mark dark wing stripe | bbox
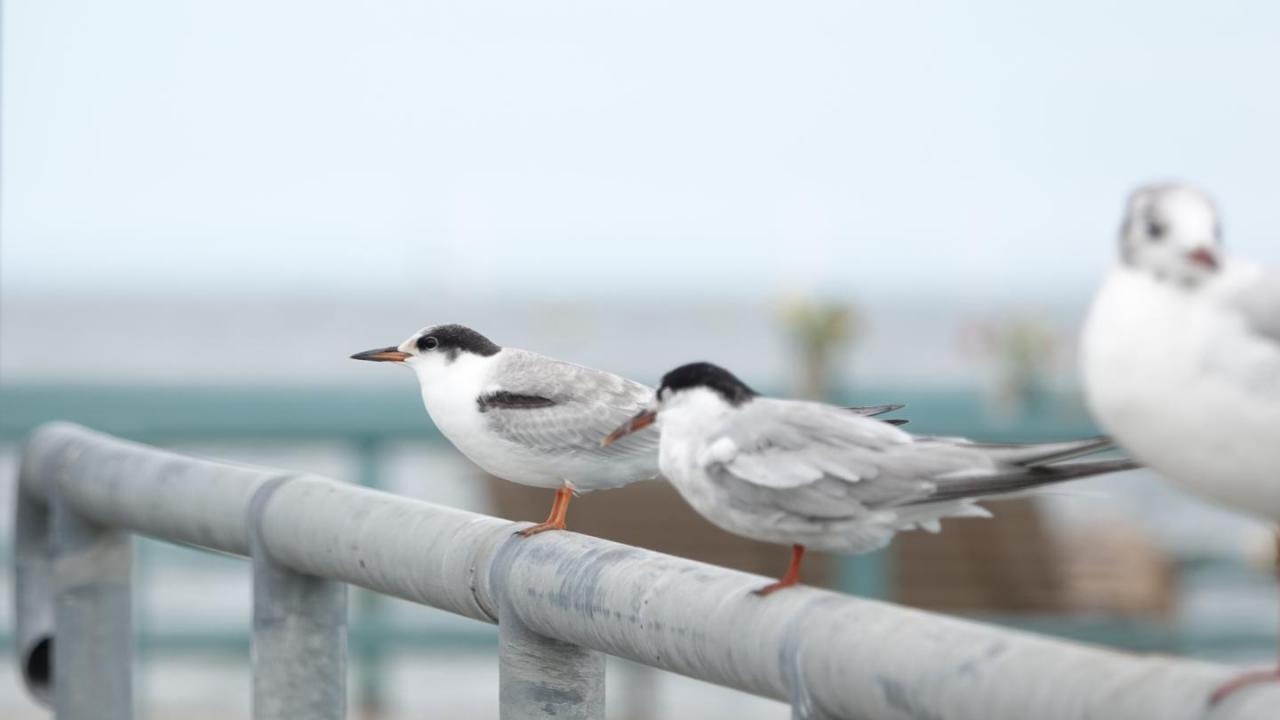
[476,391,559,413]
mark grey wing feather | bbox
[844,403,908,426]
[904,457,1141,505]
[954,436,1114,465]
[1235,269,1280,344]
[845,403,905,417]
[481,350,659,460]
[704,400,933,519]
[701,399,1135,521]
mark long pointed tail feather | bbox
[961,436,1116,466]
[906,457,1142,505]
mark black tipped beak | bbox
[602,409,657,447]
[351,346,411,362]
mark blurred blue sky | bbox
[3,0,1279,303]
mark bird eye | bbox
[417,336,439,351]
[1147,220,1167,241]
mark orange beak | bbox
[350,346,411,362]
[602,409,657,447]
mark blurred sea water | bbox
[0,294,1089,388]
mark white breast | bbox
[415,353,563,488]
[1082,266,1280,521]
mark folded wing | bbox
[479,350,659,462]
[701,398,1136,521]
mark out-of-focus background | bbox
[3,1,1280,718]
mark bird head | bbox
[602,362,757,446]
[1119,183,1223,287]
[350,323,500,380]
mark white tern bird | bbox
[604,362,1138,595]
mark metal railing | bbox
[12,423,1279,720]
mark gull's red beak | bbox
[1186,247,1220,270]
[602,409,657,447]
[351,346,411,362]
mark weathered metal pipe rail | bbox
[12,423,1279,719]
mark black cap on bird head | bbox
[658,362,759,406]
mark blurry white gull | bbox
[1081,183,1280,703]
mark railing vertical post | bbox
[352,437,387,718]
[51,493,133,720]
[14,483,55,708]
[249,478,348,720]
[496,573,605,719]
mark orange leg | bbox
[1209,529,1280,705]
[1209,669,1280,705]
[517,486,573,537]
[753,545,806,596]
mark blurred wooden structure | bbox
[894,499,1175,616]
[487,477,1174,617]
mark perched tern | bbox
[352,324,902,535]
[604,362,1138,595]
[1081,183,1280,703]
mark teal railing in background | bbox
[2,384,1274,712]
[0,384,1105,445]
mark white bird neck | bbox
[412,350,496,411]
[1107,257,1254,308]
[658,388,736,441]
